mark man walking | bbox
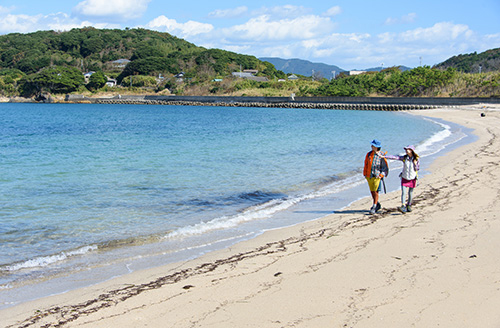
[363,139,389,214]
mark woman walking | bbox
[385,145,420,213]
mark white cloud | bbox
[385,13,417,25]
[0,14,41,33]
[0,12,118,34]
[42,13,119,31]
[219,14,334,41]
[145,16,214,37]
[73,0,151,21]
[377,22,479,45]
[219,44,251,54]
[302,22,488,68]
[252,5,312,19]
[245,18,500,69]
[0,6,14,14]
[303,33,372,61]
[398,22,473,42]
[208,6,248,19]
[324,6,342,17]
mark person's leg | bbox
[406,187,415,212]
[367,178,381,214]
[401,186,408,205]
[367,178,379,204]
[371,191,379,205]
[375,180,383,212]
[407,187,414,205]
[399,186,408,213]
[369,191,379,214]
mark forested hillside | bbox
[0,27,284,96]
[434,48,500,73]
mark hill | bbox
[260,57,345,79]
[0,28,199,75]
[434,48,500,73]
[0,27,285,96]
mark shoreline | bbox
[4,94,500,111]
[0,109,456,310]
[3,106,500,327]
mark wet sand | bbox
[3,106,500,328]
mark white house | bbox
[106,78,117,87]
[347,70,367,76]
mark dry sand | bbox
[2,106,500,328]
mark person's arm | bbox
[384,154,404,161]
[381,158,389,178]
[363,152,371,178]
[413,158,420,171]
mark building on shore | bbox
[347,70,367,76]
[232,70,268,82]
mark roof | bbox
[232,72,254,78]
[246,76,268,82]
[112,59,131,64]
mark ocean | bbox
[0,103,470,308]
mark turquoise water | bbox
[0,103,465,307]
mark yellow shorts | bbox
[366,177,382,192]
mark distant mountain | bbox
[261,57,414,78]
[260,57,345,79]
[434,48,500,73]
[362,66,412,72]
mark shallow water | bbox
[0,103,466,307]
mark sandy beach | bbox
[2,106,500,328]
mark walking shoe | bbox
[406,205,412,212]
[369,205,376,215]
[375,202,381,213]
[398,205,406,213]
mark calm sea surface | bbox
[0,103,468,307]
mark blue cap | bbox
[371,139,381,147]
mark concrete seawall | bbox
[65,95,500,111]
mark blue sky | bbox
[1,0,499,69]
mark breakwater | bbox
[65,95,500,110]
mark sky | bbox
[0,0,499,70]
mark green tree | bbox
[19,66,84,96]
[81,37,104,58]
[117,57,179,82]
[86,71,107,90]
[15,53,51,73]
[261,61,286,79]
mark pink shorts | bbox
[401,178,417,188]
